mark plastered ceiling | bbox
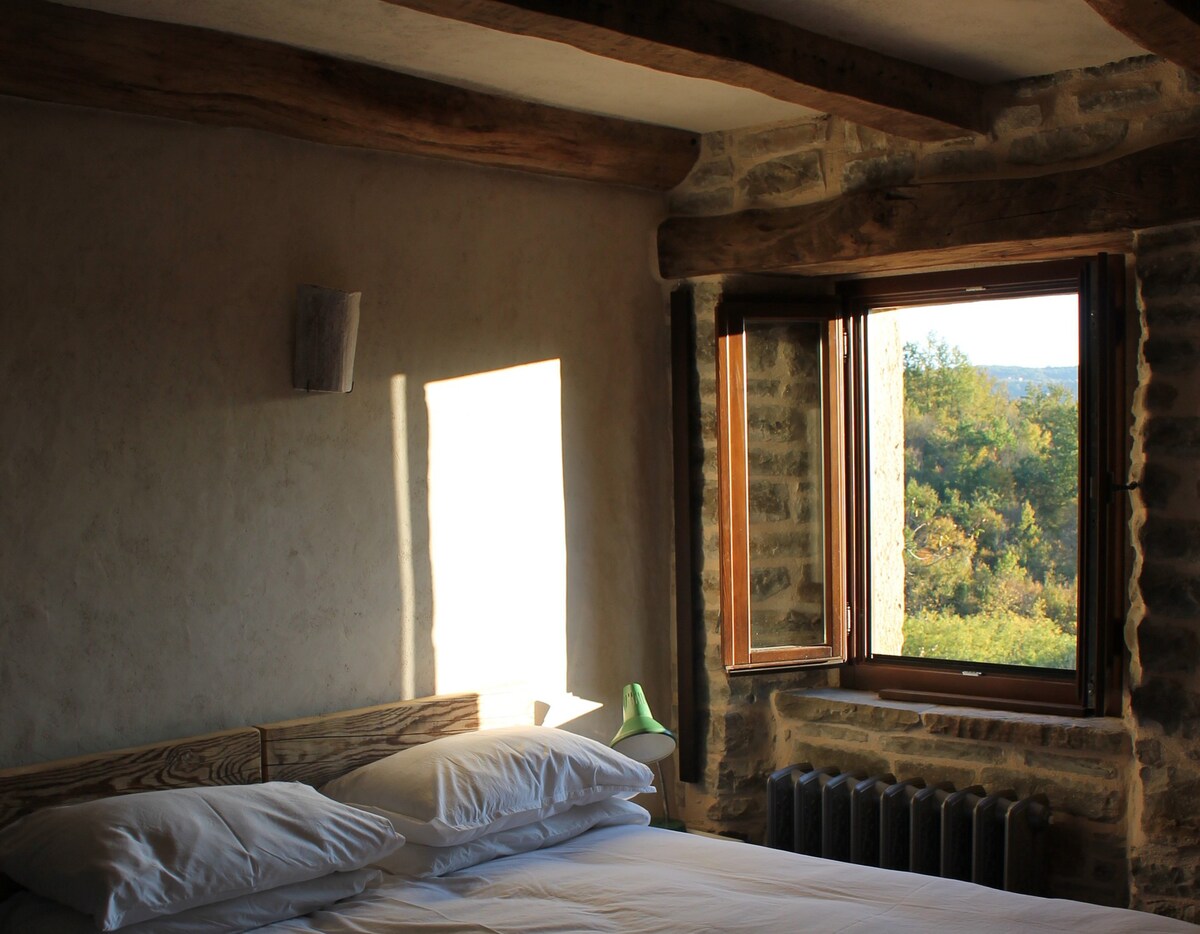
[56,0,1149,132]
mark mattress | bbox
[259,824,1194,933]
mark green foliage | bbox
[902,608,1076,670]
[898,336,1078,670]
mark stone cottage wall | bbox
[1128,221,1200,921]
[670,55,1200,920]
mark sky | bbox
[892,294,1079,368]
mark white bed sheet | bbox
[260,825,1194,933]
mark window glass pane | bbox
[743,320,827,650]
[866,295,1079,671]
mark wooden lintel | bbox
[657,137,1200,279]
[1083,0,1200,76]
[385,0,987,142]
[0,1,698,190]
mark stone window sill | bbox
[775,688,1130,756]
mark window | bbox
[715,258,1127,714]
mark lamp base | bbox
[649,817,687,832]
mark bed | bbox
[0,693,1192,934]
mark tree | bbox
[898,336,1077,670]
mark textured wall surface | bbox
[1129,221,1200,922]
[671,56,1200,920]
[0,96,673,767]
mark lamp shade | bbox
[610,683,677,764]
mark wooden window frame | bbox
[716,300,847,672]
[714,259,1128,715]
[841,258,1127,715]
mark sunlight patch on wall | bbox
[426,360,595,727]
[390,375,417,699]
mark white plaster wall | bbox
[0,96,672,767]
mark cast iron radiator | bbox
[766,763,1050,895]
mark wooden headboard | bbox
[0,691,528,829]
[0,727,261,830]
[258,693,484,787]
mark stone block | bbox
[1138,619,1200,676]
[1145,416,1200,455]
[736,119,826,159]
[671,187,734,216]
[746,406,805,443]
[1022,748,1121,779]
[1142,381,1180,416]
[749,565,790,599]
[1140,517,1200,562]
[1148,105,1200,137]
[842,152,915,192]
[992,103,1043,135]
[1137,222,1200,254]
[1137,249,1200,300]
[1007,120,1127,165]
[1131,675,1200,737]
[749,530,815,559]
[891,760,979,790]
[774,689,926,730]
[921,709,1130,755]
[879,733,1006,765]
[1189,71,1200,95]
[1080,55,1157,79]
[1142,765,1200,839]
[979,768,1125,822]
[1143,300,1200,330]
[1077,84,1161,113]
[918,148,996,178]
[797,722,870,744]
[842,122,890,153]
[686,157,734,190]
[1138,562,1200,618]
[1136,737,1164,767]
[1141,337,1199,374]
[789,743,890,777]
[746,378,782,398]
[739,152,823,203]
[1139,462,1181,509]
[748,449,811,477]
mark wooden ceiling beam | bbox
[384,0,988,142]
[657,137,1200,278]
[0,1,698,191]
[1083,0,1200,76]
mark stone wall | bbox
[773,690,1131,905]
[671,55,1200,921]
[743,319,826,649]
[1129,220,1200,921]
[673,57,1200,216]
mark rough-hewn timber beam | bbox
[0,0,698,190]
[384,0,987,142]
[657,137,1200,278]
[1083,0,1200,76]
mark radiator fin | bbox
[766,764,1049,895]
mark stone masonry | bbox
[670,55,1200,921]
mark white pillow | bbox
[0,868,380,934]
[320,726,655,846]
[0,782,403,931]
[374,797,650,878]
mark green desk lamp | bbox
[611,683,685,831]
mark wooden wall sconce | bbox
[293,285,360,393]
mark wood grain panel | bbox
[657,137,1200,278]
[385,0,987,140]
[0,0,698,190]
[0,728,261,829]
[258,693,483,787]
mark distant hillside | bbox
[981,365,1078,399]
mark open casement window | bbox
[715,259,1127,715]
[716,300,848,671]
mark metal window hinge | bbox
[846,604,852,634]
